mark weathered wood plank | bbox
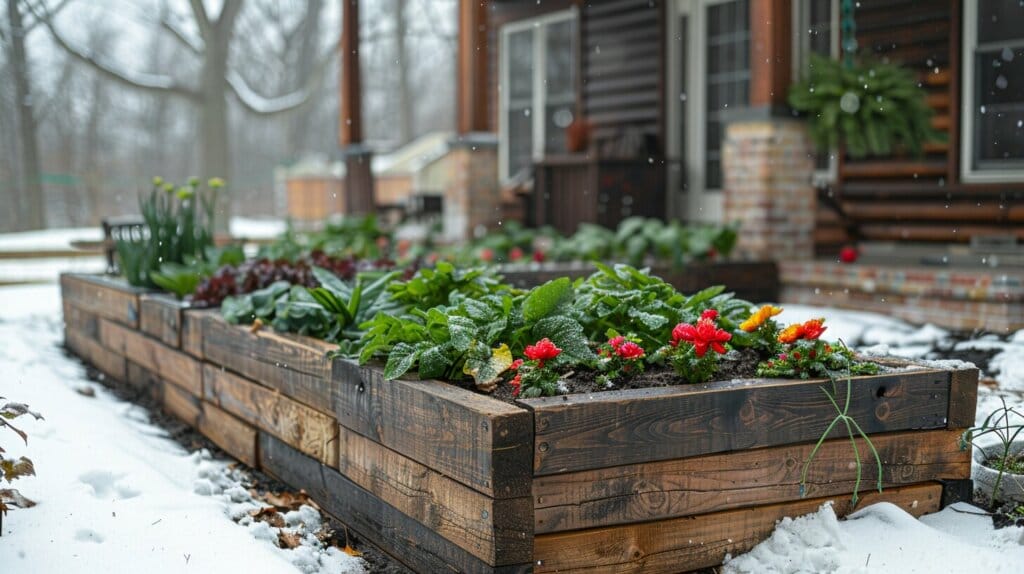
[333,360,533,499]
[338,426,532,566]
[125,360,166,402]
[63,301,100,340]
[162,379,203,426]
[260,432,532,574]
[948,367,979,428]
[60,273,145,328]
[523,370,952,475]
[65,328,126,382]
[533,483,943,574]
[201,314,334,413]
[140,294,188,348]
[199,402,259,468]
[204,363,338,466]
[182,308,215,359]
[99,319,202,396]
[533,428,970,533]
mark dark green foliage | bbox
[116,177,222,288]
[788,54,944,158]
[387,262,516,310]
[258,215,392,261]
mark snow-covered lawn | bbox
[1,288,1023,573]
[0,284,363,574]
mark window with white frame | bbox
[962,0,1024,181]
[499,10,578,181]
[793,0,838,179]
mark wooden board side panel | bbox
[259,432,531,574]
[333,360,534,499]
[201,315,333,413]
[139,295,186,348]
[63,301,100,340]
[65,329,126,382]
[181,309,215,359]
[534,428,970,533]
[338,426,532,565]
[533,483,943,574]
[203,363,338,466]
[60,273,143,328]
[948,367,980,428]
[198,402,259,468]
[525,370,952,475]
[99,319,202,396]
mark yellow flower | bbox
[777,323,803,344]
[739,305,783,332]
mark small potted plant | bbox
[962,398,1024,507]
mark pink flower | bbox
[509,247,524,262]
[480,248,494,262]
[615,341,645,360]
[510,359,524,371]
[608,336,626,350]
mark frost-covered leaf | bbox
[463,343,513,391]
[418,346,451,380]
[522,278,573,322]
[0,456,35,482]
[628,307,669,331]
[0,488,35,509]
[448,315,478,349]
[384,342,421,380]
[532,316,596,364]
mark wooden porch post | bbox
[749,0,792,111]
[340,0,374,215]
[457,0,490,134]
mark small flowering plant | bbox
[507,338,563,398]
[757,318,879,379]
[596,335,646,385]
[665,309,732,384]
[739,304,783,353]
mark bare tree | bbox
[3,0,45,230]
[35,0,334,228]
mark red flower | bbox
[608,336,626,350]
[701,309,719,321]
[615,341,645,360]
[532,250,546,263]
[509,247,524,262]
[839,246,858,264]
[510,359,524,371]
[480,248,494,262]
[793,351,802,360]
[524,338,561,364]
[509,373,522,398]
[671,317,732,357]
[801,318,827,340]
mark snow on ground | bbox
[724,502,1024,574]
[0,284,363,574]
[0,227,103,252]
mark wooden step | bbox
[841,160,947,179]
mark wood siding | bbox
[836,0,1024,244]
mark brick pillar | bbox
[722,119,815,261]
[443,135,499,241]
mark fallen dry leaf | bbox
[75,386,96,397]
[264,489,313,511]
[278,531,302,549]
[249,318,264,334]
[250,506,284,528]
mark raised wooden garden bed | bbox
[499,261,780,304]
[60,272,977,573]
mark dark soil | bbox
[971,489,1024,530]
[928,342,1000,375]
[65,345,410,574]
[983,453,1024,475]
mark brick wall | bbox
[722,120,815,261]
[443,142,500,241]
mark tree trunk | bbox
[395,0,413,145]
[7,0,45,230]
[200,51,231,234]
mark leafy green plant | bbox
[149,244,246,299]
[116,177,222,288]
[570,263,750,352]
[258,215,391,261]
[788,54,944,158]
[1,398,43,535]
[961,398,1024,509]
[387,262,516,310]
[359,278,594,392]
